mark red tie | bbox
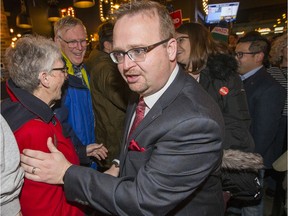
[129,97,146,137]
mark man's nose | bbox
[122,53,136,70]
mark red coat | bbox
[17,119,84,216]
[1,79,85,216]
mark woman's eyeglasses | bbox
[51,66,68,73]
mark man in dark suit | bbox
[233,35,285,215]
[20,1,225,215]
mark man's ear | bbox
[167,38,177,61]
[103,41,113,53]
[54,36,61,47]
[255,52,265,64]
[39,71,50,88]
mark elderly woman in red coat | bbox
[1,35,106,216]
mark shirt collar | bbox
[240,65,263,81]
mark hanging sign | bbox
[170,9,183,29]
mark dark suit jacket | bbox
[64,66,225,216]
[243,66,286,168]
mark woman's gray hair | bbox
[5,34,62,93]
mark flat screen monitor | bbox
[205,2,240,24]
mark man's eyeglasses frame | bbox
[234,51,260,59]
[110,38,171,64]
[51,66,68,73]
[58,35,88,48]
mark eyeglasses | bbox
[58,35,88,48]
[109,38,171,64]
[51,66,68,73]
[234,51,260,59]
[176,36,189,44]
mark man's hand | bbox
[20,137,72,184]
[86,143,108,160]
[104,164,120,177]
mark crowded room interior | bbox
[1,0,287,216]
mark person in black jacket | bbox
[175,23,264,213]
[85,21,131,171]
[176,22,254,152]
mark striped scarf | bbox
[62,53,90,89]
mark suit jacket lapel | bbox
[122,92,138,141]
[119,67,191,167]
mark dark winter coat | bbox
[199,54,255,152]
[86,49,131,169]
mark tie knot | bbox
[136,97,146,114]
[138,97,145,106]
[136,97,146,112]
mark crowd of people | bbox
[1,0,286,216]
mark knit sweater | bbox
[0,114,24,216]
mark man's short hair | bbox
[113,0,175,40]
[97,21,114,51]
[54,16,86,36]
[238,34,271,67]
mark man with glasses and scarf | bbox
[53,16,108,169]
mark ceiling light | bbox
[73,0,95,8]
[16,0,32,29]
[48,0,60,22]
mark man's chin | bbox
[71,57,84,65]
[128,84,147,95]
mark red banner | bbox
[170,9,182,29]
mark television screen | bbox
[205,2,240,24]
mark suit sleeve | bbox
[252,84,285,165]
[0,115,24,216]
[64,116,223,216]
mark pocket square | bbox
[128,140,146,152]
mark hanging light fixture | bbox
[202,0,208,15]
[16,0,32,28]
[112,0,120,10]
[47,0,60,22]
[73,0,95,8]
[99,0,115,22]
